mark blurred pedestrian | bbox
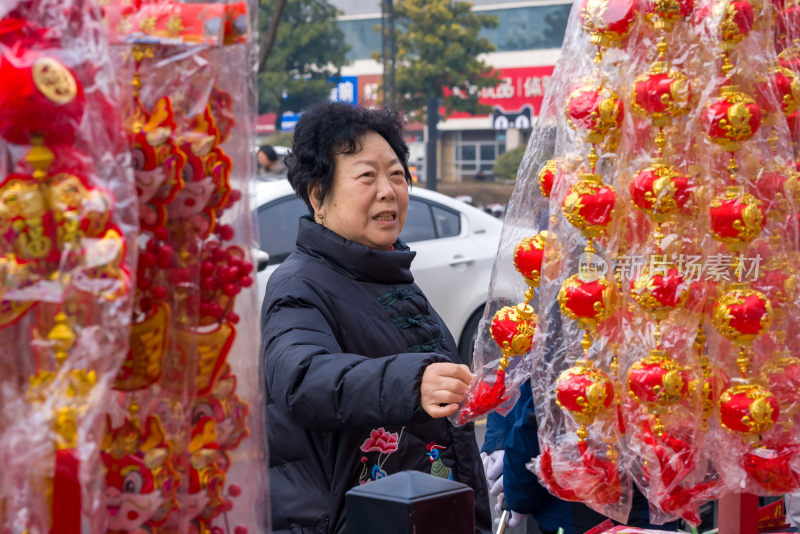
[257,144,278,173]
[262,102,491,534]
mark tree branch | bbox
[258,0,288,72]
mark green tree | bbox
[393,0,498,190]
[493,146,525,181]
[257,0,349,120]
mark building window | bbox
[452,131,507,181]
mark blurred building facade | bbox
[331,0,568,182]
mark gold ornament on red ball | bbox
[514,232,548,291]
[630,267,690,317]
[629,163,691,221]
[708,186,765,250]
[562,175,617,239]
[558,273,615,330]
[702,88,762,151]
[712,287,773,346]
[644,0,694,30]
[628,351,690,405]
[490,303,538,369]
[538,159,559,198]
[719,384,779,435]
[579,0,636,49]
[719,0,755,50]
[556,360,615,440]
[631,68,691,126]
[755,66,800,116]
[566,84,625,145]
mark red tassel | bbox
[459,368,509,424]
[52,449,81,534]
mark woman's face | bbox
[311,130,409,249]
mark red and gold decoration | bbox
[467,0,800,521]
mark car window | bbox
[401,198,436,242]
[432,205,461,238]
[257,196,307,265]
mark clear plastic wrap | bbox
[102,1,267,532]
[457,0,800,526]
[0,0,137,530]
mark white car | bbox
[252,178,502,364]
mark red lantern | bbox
[754,67,800,116]
[579,0,636,48]
[556,360,615,438]
[538,159,558,198]
[702,88,761,151]
[558,274,615,328]
[566,84,624,144]
[630,267,690,315]
[719,384,779,434]
[753,169,798,215]
[712,287,772,345]
[490,303,537,357]
[631,69,691,126]
[514,232,547,287]
[629,163,691,220]
[0,49,86,145]
[760,356,800,406]
[743,446,800,493]
[644,0,694,29]
[562,175,616,238]
[720,0,755,49]
[628,352,690,406]
[708,187,765,249]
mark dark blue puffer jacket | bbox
[262,215,491,534]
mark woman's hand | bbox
[420,362,473,418]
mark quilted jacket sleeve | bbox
[262,273,446,432]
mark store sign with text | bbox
[443,65,555,129]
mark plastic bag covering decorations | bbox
[456,0,800,526]
[100,1,266,532]
[0,1,137,531]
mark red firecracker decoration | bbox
[558,274,615,328]
[702,88,761,151]
[514,232,548,287]
[629,163,691,220]
[719,384,779,434]
[630,267,690,316]
[631,69,691,126]
[578,0,636,48]
[538,159,558,198]
[563,175,617,238]
[713,287,773,345]
[708,186,765,249]
[566,84,625,144]
[556,361,615,439]
[0,50,86,145]
[628,352,690,405]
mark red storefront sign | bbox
[444,65,555,120]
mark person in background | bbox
[483,382,682,533]
[262,102,491,534]
[257,144,278,173]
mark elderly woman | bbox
[261,102,491,533]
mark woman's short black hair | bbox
[285,102,412,213]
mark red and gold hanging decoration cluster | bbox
[100,2,262,532]
[461,0,800,526]
[1,0,265,532]
[0,5,135,532]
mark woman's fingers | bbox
[420,362,474,418]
